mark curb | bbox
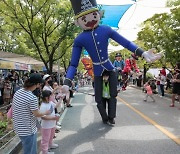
[0,135,22,154]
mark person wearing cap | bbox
[113,53,125,72]
[12,73,51,154]
[63,0,163,124]
[113,53,125,89]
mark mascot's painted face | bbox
[77,11,101,30]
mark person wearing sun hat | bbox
[12,73,52,154]
[63,0,163,125]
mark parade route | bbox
[49,85,180,154]
[117,97,180,145]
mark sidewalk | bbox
[0,102,68,154]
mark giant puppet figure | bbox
[63,0,163,125]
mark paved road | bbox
[48,86,180,154]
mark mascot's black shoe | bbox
[67,104,73,107]
[102,119,108,124]
[108,118,115,125]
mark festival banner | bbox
[0,60,14,69]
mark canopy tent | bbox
[96,0,171,53]
[0,51,64,72]
[0,51,44,65]
[88,0,137,53]
[97,0,136,29]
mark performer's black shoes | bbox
[108,118,115,125]
[67,104,73,107]
[102,119,108,124]
[102,118,115,125]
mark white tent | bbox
[0,51,64,72]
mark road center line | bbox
[117,96,180,145]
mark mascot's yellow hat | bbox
[70,0,99,19]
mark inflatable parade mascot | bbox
[63,0,163,125]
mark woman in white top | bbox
[43,74,59,107]
[43,74,53,92]
[42,74,61,130]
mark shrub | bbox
[146,72,154,82]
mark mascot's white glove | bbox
[142,48,164,63]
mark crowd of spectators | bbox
[141,63,180,108]
[0,69,93,107]
[1,69,93,154]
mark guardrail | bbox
[0,104,16,150]
[0,130,15,150]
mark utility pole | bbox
[143,63,147,84]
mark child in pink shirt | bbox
[144,81,155,102]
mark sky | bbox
[107,0,171,52]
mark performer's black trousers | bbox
[94,71,117,121]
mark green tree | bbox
[0,16,17,52]
[0,0,81,73]
[137,7,180,67]
[166,0,180,7]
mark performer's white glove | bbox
[142,48,164,63]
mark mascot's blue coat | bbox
[66,25,143,80]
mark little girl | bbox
[40,90,61,154]
[144,81,155,102]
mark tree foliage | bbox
[137,7,180,68]
[0,0,81,73]
[166,0,180,7]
